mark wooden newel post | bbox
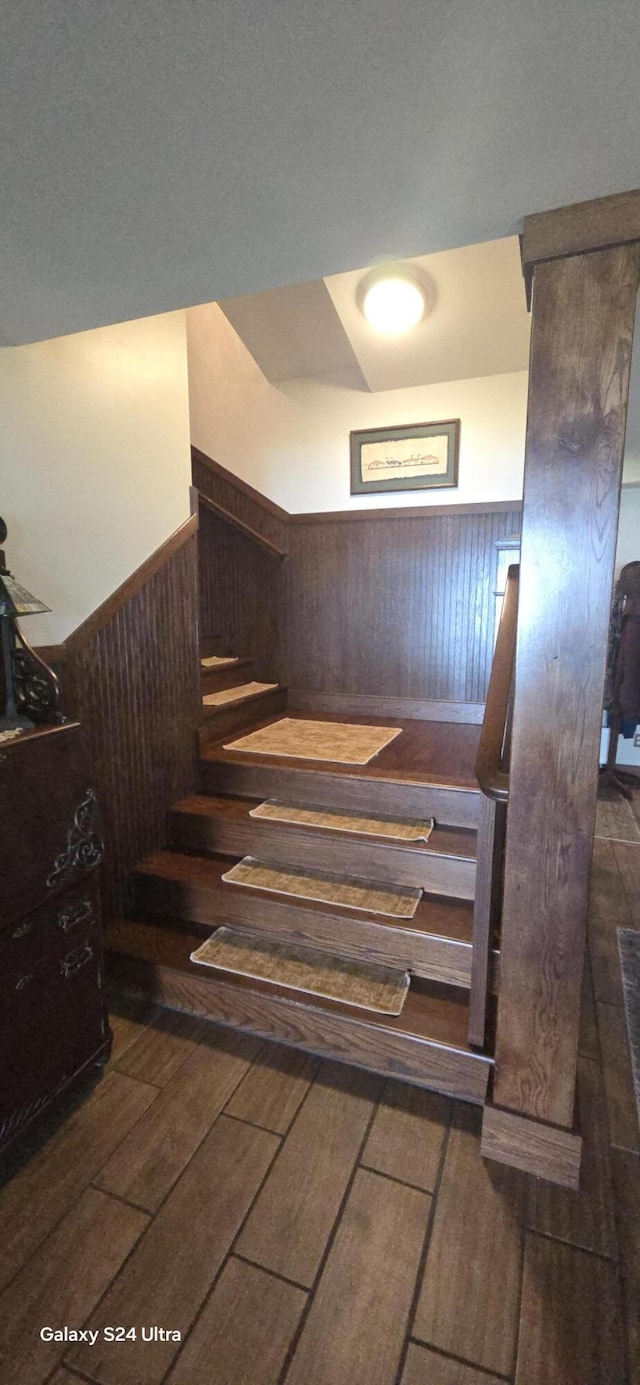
[482,191,640,1186]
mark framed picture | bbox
[350,419,460,496]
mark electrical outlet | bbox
[635,732,640,748]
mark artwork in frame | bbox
[350,419,460,496]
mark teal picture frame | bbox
[350,419,460,495]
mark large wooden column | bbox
[483,191,640,1185]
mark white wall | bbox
[187,303,529,512]
[616,486,640,577]
[1,311,192,644]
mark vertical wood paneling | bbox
[67,536,200,916]
[198,505,282,682]
[283,510,519,702]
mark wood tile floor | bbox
[0,825,638,1385]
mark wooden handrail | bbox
[196,491,287,558]
[475,564,520,802]
[66,512,198,652]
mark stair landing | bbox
[209,711,481,787]
[203,712,482,829]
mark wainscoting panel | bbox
[198,503,282,683]
[65,528,200,916]
[283,509,520,703]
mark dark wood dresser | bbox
[0,721,111,1151]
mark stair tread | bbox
[134,849,475,944]
[202,682,281,709]
[171,794,477,861]
[107,916,489,1058]
[200,654,243,667]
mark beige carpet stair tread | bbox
[224,717,402,765]
[222,857,422,919]
[108,918,491,1064]
[203,682,278,707]
[190,926,409,1015]
[200,655,240,669]
[134,850,476,944]
[249,799,434,842]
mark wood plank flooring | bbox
[0,809,637,1384]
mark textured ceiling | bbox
[3,0,640,346]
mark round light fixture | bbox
[361,271,426,336]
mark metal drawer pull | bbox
[57,899,93,933]
[15,973,34,991]
[60,943,94,979]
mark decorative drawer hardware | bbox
[11,920,33,939]
[47,788,104,889]
[57,898,93,933]
[1,722,109,1156]
[60,943,94,979]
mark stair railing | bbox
[468,564,519,1046]
[475,564,520,801]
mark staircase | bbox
[106,637,498,1108]
[198,634,287,744]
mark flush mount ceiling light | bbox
[359,266,428,336]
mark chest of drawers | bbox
[0,722,111,1150]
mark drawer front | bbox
[2,879,101,968]
[0,724,104,927]
[0,975,109,1140]
[0,917,104,1028]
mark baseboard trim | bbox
[287,691,485,724]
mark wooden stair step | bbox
[199,687,288,745]
[168,794,477,900]
[201,732,482,831]
[202,682,280,710]
[106,917,493,1105]
[133,850,490,991]
[201,657,256,693]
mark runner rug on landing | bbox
[223,717,402,764]
[221,857,422,919]
[249,799,434,842]
[190,926,410,1015]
